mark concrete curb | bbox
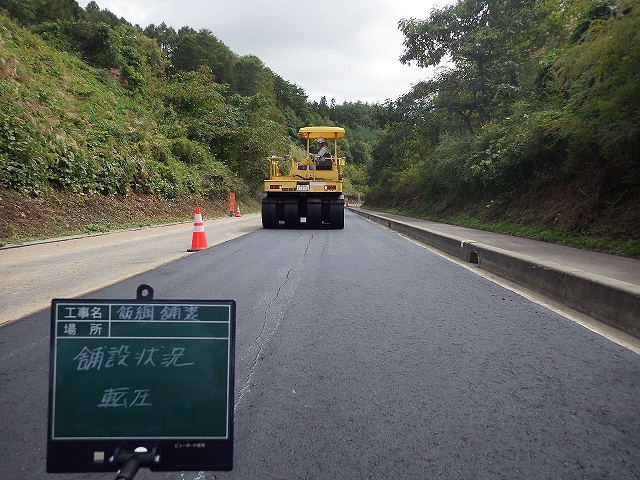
[351,208,640,338]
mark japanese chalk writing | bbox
[73,345,195,371]
[58,304,205,322]
[97,387,152,408]
[116,305,153,320]
[113,305,201,321]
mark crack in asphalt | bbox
[234,235,313,412]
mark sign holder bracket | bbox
[136,284,154,301]
[112,443,161,480]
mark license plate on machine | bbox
[297,184,310,191]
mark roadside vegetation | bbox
[0,0,638,257]
[367,0,640,257]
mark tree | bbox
[161,67,285,187]
[171,28,236,85]
[231,55,274,98]
[398,0,547,124]
[0,0,37,24]
[33,20,120,68]
[83,1,128,27]
[272,74,311,138]
[0,0,82,25]
[316,96,329,118]
[143,22,177,57]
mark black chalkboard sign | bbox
[47,285,235,473]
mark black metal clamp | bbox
[111,443,161,480]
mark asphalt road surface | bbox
[1,210,639,479]
[0,215,262,325]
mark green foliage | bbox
[32,20,163,91]
[0,12,264,201]
[231,55,274,98]
[83,1,129,27]
[399,0,548,126]
[33,21,117,67]
[365,0,640,248]
[0,0,82,25]
[570,0,616,42]
[550,0,640,173]
[0,113,52,195]
[171,27,236,85]
[159,67,286,187]
[273,74,312,138]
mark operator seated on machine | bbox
[313,137,332,170]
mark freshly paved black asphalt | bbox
[1,210,639,479]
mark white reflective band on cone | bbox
[193,226,205,232]
[194,214,203,222]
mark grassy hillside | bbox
[0,12,264,244]
[0,13,248,198]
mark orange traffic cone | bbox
[235,204,242,217]
[187,207,208,251]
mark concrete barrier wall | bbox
[351,209,640,338]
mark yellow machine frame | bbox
[262,126,346,229]
[265,126,345,194]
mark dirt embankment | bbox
[0,188,234,245]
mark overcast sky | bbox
[81,0,456,104]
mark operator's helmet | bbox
[317,137,325,144]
